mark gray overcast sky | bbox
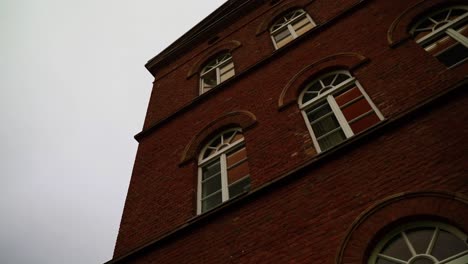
[0,0,226,263]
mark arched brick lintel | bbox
[336,191,468,264]
[179,110,257,166]
[278,52,368,110]
[187,40,242,78]
[256,0,312,35]
[387,0,465,47]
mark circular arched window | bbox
[368,221,468,264]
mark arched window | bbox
[270,9,316,49]
[299,70,383,153]
[410,6,468,67]
[368,221,468,264]
[197,128,250,214]
[200,53,235,94]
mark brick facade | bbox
[108,0,468,263]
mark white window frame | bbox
[199,53,235,94]
[411,6,468,67]
[368,221,468,264]
[270,9,316,49]
[197,128,248,215]
[299,70,384,153]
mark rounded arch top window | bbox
[410,6,468,67]
[200,53,235,94]
[270,9,316,49]
[298,70,383,153]
[368,221,468,264]
[197,128,250,214]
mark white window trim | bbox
[368,221,468,264]
[299,71,384,153]
[270,10,316,49]
[197,129,246,215]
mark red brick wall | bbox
[113,0,468,261]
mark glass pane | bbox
[322,74,338,87]
[275,33,294,48]
[220,68,235,82]
[292,16,313,36]
[202,69,217,89]
[227,147,247,167]
[219,62,234,74]
[425,34,457,55]
[202,175,221,197]
[406,227,434,254]
[231,133,244,144]
[436,43,468,67]
[202,161,221,180]
[311,114,342,138]
[341,98,373,121]
[432,229,468,261]
[228,177,250,198]
[335,86,361,106]
[457,24,467,38]
[349,112,381,134]
[376,258,398,264]
[201,192,222,212]
[381,233,412,261]
[317,129,346,151]
[274,28,292,42]
[228,161,249,184]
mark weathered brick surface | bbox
[113,0,468,262]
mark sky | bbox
[0,0,226,263]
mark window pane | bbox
[202,161,221,180]
[341,98,373,121]
[228,177,250,198]
[308,104,341,138]
[317,129,346,151]
[381,234,412,261]
[202,175,221,197]
[220,68,235,82]
[202,69,218,89]
[292,16,313,36]
[228,161,249,184]
[376,258,398,264]
[227,147,247,167]
[436,42,468,67]
[349,112,380,134]
[335,86,361,106]
[432,229,468,261]
[201,192,222,212]
[406,227,434,254]
[274,30,294,48]
[425,34,457,55]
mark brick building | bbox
[107,0,468,263]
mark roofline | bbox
[144,0,254,76]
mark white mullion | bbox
[215,67,221,85]
[402,232,417,257]
[288,24,298,38]
[220,154,229,201]
[439,250,468,264]
[376,254,407,264]
[328,95,353,138]
[301,110,322,153]
[197,167,202,215]
[355,81,384,120]
[446,28,468,47]
[426,227,439,254]
[417,12,468,45]
[300,77,355,108]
